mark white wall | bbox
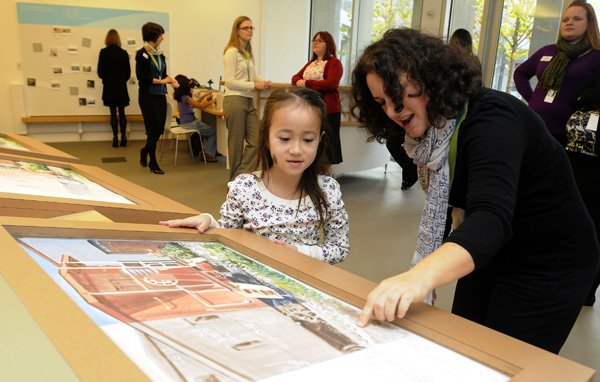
[2,0,310,139]
[260,0,311,83]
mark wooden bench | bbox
[22,115,144,123]
[21,115,145,140]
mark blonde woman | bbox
[97,29,130,147]
[514,1,600,147]
[223,16,271,180]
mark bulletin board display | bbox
[16,2,169,116]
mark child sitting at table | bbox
[173,74,218,162]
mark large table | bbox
[0,216,594,381]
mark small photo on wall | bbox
[50,81,61,90]
[27,78,36,87]
[81,37,92,48]
[68,45,78,55]
[78,97,87,106]
[87,80,95,88]
[87,98,96,106]
[49,48,58,57]
[127,38,137,47]
[82,65,92,73]
[32,42,43,53]
[52,26,71,35]
[71,64,80,72]
[69,87,78,96]
[52,66,63,74]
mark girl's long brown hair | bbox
[257,87,332,226]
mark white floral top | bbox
[302,59,327,80]
[211,173,349,264]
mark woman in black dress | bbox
[98,29,130,147]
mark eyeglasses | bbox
[239,26,255,31]
[312,39,324,44]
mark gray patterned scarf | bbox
[404,117,456,304]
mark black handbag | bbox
[565,109,600,156]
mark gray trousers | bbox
[223,95,259,179]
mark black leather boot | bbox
[119,115,127,147]
[110,115,119,147]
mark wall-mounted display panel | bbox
[0,132,80,163]
[0,217,594,381]
[0,152,197,223]
[16,2,169,116]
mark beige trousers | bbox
[223,95,259,180]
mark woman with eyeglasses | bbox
[223,16,271,180]
[292,31,344,164]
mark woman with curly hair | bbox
[352,28,599,354]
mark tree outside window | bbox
[371,0,413,42]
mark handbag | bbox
[565,109,600,156]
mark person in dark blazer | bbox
[98,29,131,147]
[135,22,178,174]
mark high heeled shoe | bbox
[120,137,127,147]
[149,164,164,175]
[112,137,118,148]
[140,148,148,167]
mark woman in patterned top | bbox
[292,31,344,164]
[161,87,350,264]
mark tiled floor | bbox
[51,139,600,374]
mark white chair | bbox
[159,101,207,167]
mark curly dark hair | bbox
[351,28,481,143]
[257,87,332,226]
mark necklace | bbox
[267,171,275,195]
[266,171,299,200]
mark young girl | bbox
[173,74,218,162]
[161,87,349,264]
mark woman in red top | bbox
[292,31,344,164]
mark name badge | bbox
[544,89,557,103]
[586,112,599,132]
[540,55,553,62]
[142,52,148,59]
